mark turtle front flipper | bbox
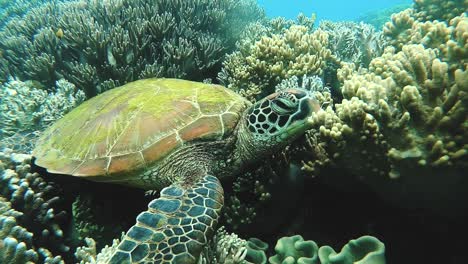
[108,175,224,264]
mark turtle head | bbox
[237,88,320,161]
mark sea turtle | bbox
[33,78,319,263]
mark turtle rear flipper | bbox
[108,175,224,263]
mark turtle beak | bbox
[305,97,323,127]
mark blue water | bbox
[257,0,413,21]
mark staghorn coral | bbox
[0,0,263,97]
[318,21,387,68]
[0,0,59,29]
[0,149,68,262]
[219,20,331,102]
[0,79,85,153]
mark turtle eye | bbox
[271,96,297,115]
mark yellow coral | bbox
[219,25,331,101]
[329,42,468,212]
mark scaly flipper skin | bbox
[108,175,224,263]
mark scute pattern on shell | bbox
[33,78,249,178]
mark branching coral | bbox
[0,79,85,152]
[413,0,467,22]
[318,21,387,68]
[384,9,467,68]
[222,164,277,232]
[200,228,268,264]
[0,0,263,97]
[0,197,38,263]
[0,149,68,262]
[219,19,331,101]
[0,0,57,29]
[320,42,468,211]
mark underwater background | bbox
[0,0,467,263]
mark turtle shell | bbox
[33,78,249,181]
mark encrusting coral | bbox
[0,0,263,97]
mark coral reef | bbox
[356,4,411,30]
[0,79,85,153]
[413,0,467,22]
[295,7,468,212]
[0,149,68,262]
[219,16,331,101]
[0,0,55,29]
[200,228,268,264]
[310,41,467,211]
[318,21,387,68]
[0,0,263,97]
[0,197,38,263]
[383,8,467,68]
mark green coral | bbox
[269,235,319,264]
[0,0,263,97]
[318,236,385,264]
[0,0,57,29]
